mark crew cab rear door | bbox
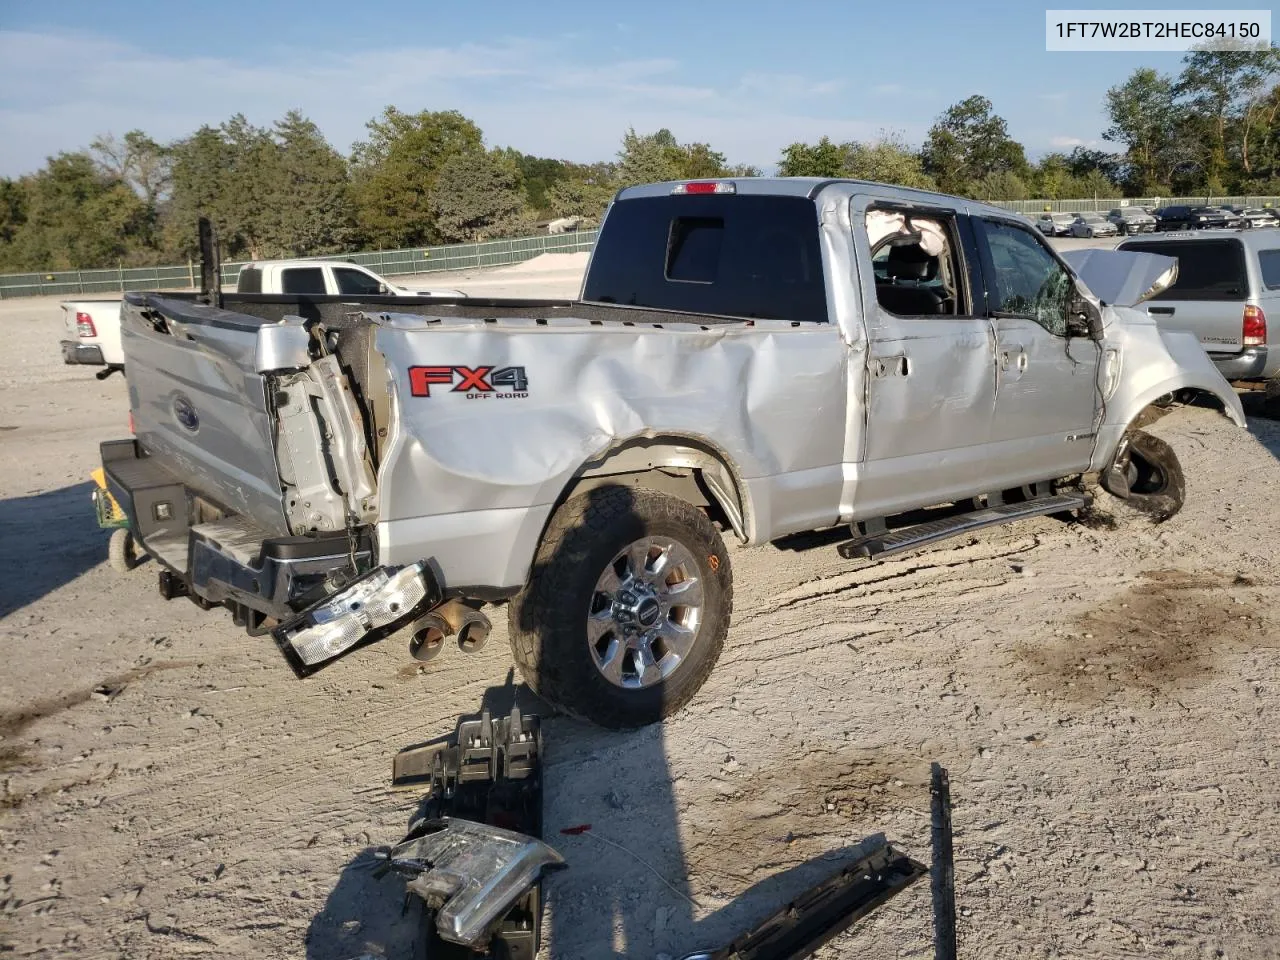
[849,195,997,516]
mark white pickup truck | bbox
[60,259,465,377]
[101,177,1244,728]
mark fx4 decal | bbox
[408,365,530,399]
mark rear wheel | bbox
[508,486,732,729]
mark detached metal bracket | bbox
[686,844,927,960]
[931,763,958,960]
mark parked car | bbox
[1107,207,1158,235]
[58,260,465,376]
[1034,212,1077,236]
[1069,212,1119,238]
[1118,230,1280,384]
[99,177,1243,728]
[60,300,125,378]
[1154,205,1241,231]
[1237,208,1277,229]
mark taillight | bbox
[76,311,96,338]
[1243,305,1266,346]
[128,411,135,434]
[672,181,736,195]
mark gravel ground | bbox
[1,256,1278,959]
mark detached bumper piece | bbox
[382,819,564,951]
[272,561,438,676]
[389,707,547,960]
[685,845,927,960]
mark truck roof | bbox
[613,177,1020,222]
[241,258,364,269]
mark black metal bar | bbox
[197,216,222,310]
[706,845,927,960]
[931,763,957,960]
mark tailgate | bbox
[120,295,291,536]
[1118,237,1248,354]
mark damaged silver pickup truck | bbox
[101,178,1245,728]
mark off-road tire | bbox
[508,486,733,729]
[108,528,138,574]
[1101,429,1185,521]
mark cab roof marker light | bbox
[672,181,736,195]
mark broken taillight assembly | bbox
[76,311,96,338]
[1243,305,1266,346]
[273,562,431,673]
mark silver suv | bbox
[1118,230,1280,384]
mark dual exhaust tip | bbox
[410,600,491,662]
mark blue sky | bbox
[0,0,1200,177]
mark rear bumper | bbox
[100,438,386,620]
[1210,346,1268,381]
[61,340,104,365]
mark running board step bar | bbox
[837,493,1089,560]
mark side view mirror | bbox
[378,282,389,295]
[1066,294,1096,338]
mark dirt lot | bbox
[1,258,1279,959]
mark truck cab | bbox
[235,259,465,299]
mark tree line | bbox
[0,46,1275,272]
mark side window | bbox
[280,267,326,295]
[333,267,383,295]
[867,209,968,317]
[975,219,1073,337]
[1259,250,1280,291]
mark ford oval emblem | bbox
[172,394,199,433]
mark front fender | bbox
[1092,312,1245,470]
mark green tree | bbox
[496,149,570,214]
[921,95,1027,195]
[166,116,276,259]
[0,178,27,251]
[616,128,686,185]
[2,152,150,269]
[429,150,533,242]
[256,111,355,257]
[90,130,171,205]
[545,162,617,220]
[1104,68,1177,193]
[350,107,484,247]
[844,132,934,188]
[778,136,847,177]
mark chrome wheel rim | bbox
[587,537,704,689]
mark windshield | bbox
[1081,214,1105,222]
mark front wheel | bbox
[508,486,732,728]
[1099,430,1185,521]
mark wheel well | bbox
[555,438,748,541]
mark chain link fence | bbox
[4,194,1280,300]
[0,229,600,300]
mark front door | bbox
[972,217,1099,489]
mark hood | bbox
[1061,248,1179,307]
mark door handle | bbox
[1148,307,1175,316]
[999,346,1027,372]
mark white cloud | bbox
[0,29,923,175]
[1048,135,1103,149]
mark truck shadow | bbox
[0,481,103,618]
